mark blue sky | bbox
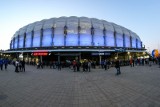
[0,0,160,53]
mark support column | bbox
[99,54,102,66]
[58,53,60,63]
[27,53,29,63]
[40,56,42,63]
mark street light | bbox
[127,52,130,60]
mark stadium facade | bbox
[6,16,145,63]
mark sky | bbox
[0,0,160,53]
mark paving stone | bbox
[0,64,160,106]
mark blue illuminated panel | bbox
[18,35,24,48]
[11,41,13,49]
[14,37,18,49]
[32,31,41,47]
[105,31,115,47]
[25,32,32,48]
[80,29,92,46]
[125,35,130,48]
[53,28,64,46]
[42,29,52,47]
[116,33,123,47]
[93,29,104,46]
[132,38,136,48]
[137,40,141,48]
[66,33,78,46]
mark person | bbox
[149,57,152,67]
[82,61,85,72]
[108,60,111,69]
[88,60,91,72]
[57,62,61,71]
[158,55,160,68]
[76,61,81,71]
[72,60,77,72]
[130,58,133,67]
[37,61,40,69]
[21,60,25,72]
[132,59,135,67]
[115,59,121,75]
[15,60,19,73]
[4,58,9,70]
[0,58,4,70]
[104,60,107,70]
[19,61,22,72]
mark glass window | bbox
[25,32,32,48]
[105,31,115,47]
[42,28,52,47]
[32,31,41,47]
[53,28,64,46]
[93,29,104,46]
[116,33,123,47]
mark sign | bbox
[33,50,48,56]
[114,48,125,52]
[152,49,159,57]
[33,52,48,56]
[99,53,104,55]
[92,53,110,56]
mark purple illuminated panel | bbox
[25,32,32,48]
[14,37,18,49]
[80,35,92,46]
[66,34,78,46]
[125,35,130,48]
[132,38,136,48]
[105,31,115,47]
[93,29,104,46]
[11,40,14,49]
[11,41,13,49]
[18,36,24,48]
[53,28,64,46]
[32,31,41,47]
[116,33,123,47]
[42,29,52,47]
[80,29,92,46]
[137,40,141,48]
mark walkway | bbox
[0,64,160,107]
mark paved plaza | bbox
[0,64,160,107]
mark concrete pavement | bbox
[0,64,160,107]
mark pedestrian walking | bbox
[15,60,19,73]
[0,58,4,70]
[58,62,61,71]
[88,61,91,72]
[22,60,25,72]
[115,59,121,75]
[104,60,107,70]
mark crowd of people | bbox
[14,60,25,73]
[0,58,10,70]
[1,55,160,76]
[20,56,160,73]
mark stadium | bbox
[6,16,146,64]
